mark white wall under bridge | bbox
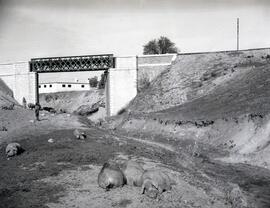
[0,62,36,105]
[39,82,90,94]
[0,54,176,115]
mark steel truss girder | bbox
[30,54,114,73]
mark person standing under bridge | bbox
[34,102,41,121]
[22,97,27,109]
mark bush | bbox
[0,126,7,131]
[1,103,14,110]
[28,103,35,109]
[44,94,58,102]
[98,73,106,89]
[45,95,53,102]
[89,76,98,88]
[138,74,151,92]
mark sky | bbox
[0,0,270,63]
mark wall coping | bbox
[178,47,270,56]
[0,61,28,65]
[40,82,89,84]
[137,53,177,58]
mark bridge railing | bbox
[29,54,115,73]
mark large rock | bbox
[42,106,56,113]
[28,103,35,110]
[74,103,99,116]
[73,129,87,140]
[5,142,23,158]
[98,162,126,190]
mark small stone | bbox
[48,138,54,143]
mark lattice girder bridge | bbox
[29,54,115,73]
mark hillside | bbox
[129,48,270,117]
[0,78,17,107]
[39,89,105,120]
[108,48,270,170]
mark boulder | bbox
[28,103,35,110]
[73,129,87,140]
[74,103,99,116]
[42,106,56,113]
[5,142,23,158]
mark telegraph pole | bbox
[237,18,239,51]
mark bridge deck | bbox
[29,54,114,73]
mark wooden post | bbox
[237,18,239,51]
[105,70,110,117]
[35,72,39,104]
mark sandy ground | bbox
[43,160,227,208]
[0,107,84,145]
[1,114,270,208]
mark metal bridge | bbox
[29,54,114,73]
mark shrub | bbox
[89,76,98,88]
[1,103,14,110]
[138,74,151,92]
[0,126,7,131]
[98,73,106,89]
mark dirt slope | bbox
[39,90,104,113]
[39,90,106,122]
[129,48,270,115]
[0,78,17,107]
[108,48,270,171]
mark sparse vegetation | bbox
[98,73,106,89]
[1,103,14,110]
[138,74,151,92]
[0,126,7,131]
[89,76,98,88]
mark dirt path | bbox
[111,134,175,152]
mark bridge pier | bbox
[35,72,39,104]
[106,56,137,116]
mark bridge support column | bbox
[35,72,39,104]
[106,56,137,116]
[105,71,110,117]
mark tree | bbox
[143,40,159,55]
[143,36,179,55]
[98,73,106,89]
[89,76,98,88]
